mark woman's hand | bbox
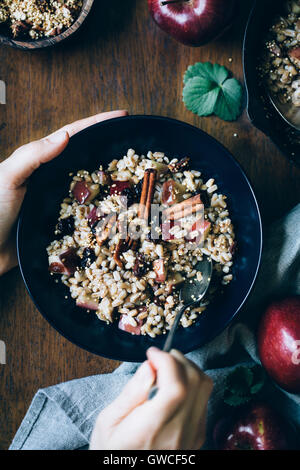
[0,110,127,276]
[90,347,213,450]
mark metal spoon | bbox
[148,257,212,400]
[268,93,300,131]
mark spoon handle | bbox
[163,304,190,352]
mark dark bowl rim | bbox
[242,0,268,133]
[0,0,94,50]
[17,114,263,361]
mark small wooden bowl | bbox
[0,0,94,50]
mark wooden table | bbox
[0,0,299,450]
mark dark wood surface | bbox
[0,0,299,450]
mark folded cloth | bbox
[10,204,300,450]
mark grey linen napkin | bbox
[10,204,300,450]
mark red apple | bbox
[161,219,181,241]
[162,179,186,206]
[72,181,99,204]
[289,47,300,67]
[118,315,144,335]
[76,294,99,311]
[87,205,100,227]
[185,217,211,243]
[110,180,131,196]
[49,248,79,276]
[148,0,236,47]
[214,403,295,450]
[258,297,300,393]
[153,258,167,282]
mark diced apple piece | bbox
[289,47,300,66]
[161,219,181,241]
[162,179,186,206]
[73,181,99,204]
[165,272,184,294]
[153,259,167,282]
[147,161,169,175]
[87,185,100,203]
[118,315,144,335]
[110,180,131,196]
[185,218,211,244]
[76,295,99,311]
[87,205,100,227]
[49,248,79,276]
[73,181,90,204]
[98,170,111,186]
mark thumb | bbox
[0,130,69,189]
[104,361,155,423]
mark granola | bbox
[0,0,83,39]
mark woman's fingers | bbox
[58,110,128,138]
[147,347,188,397]
[101,361,155,423]
[170,349,213,449]
[146,347,189,415]
[0,131,70,189]
[0,110,128,189]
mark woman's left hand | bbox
[0,110,128,276]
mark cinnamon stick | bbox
[163,194,203,221]
[113,169,157,263]
[138,170,150,219]
[143,169,157,221]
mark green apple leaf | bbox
[214,78,243,121]
[182,61,243,122]
[225,366,254,397]
[223,365,267,407]
[184,62,229,85]
[223,389,252,407]
[183,77,220,116]
[250,366,266,395]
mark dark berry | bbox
[133,254,147,278]
[193,190,210,208]
[99,184,109,200]
[80,248,96,268]
[56,216,75,236]
[120,187,135,207]
[153,296,164,307]
[133,180,143,201]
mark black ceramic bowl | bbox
[243,0,300,166]
[17,115,262,362]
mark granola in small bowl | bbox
[0,0,83,39]
[47,150,235,338]
[259,0,300,107]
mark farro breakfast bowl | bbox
[17,115,262,361]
